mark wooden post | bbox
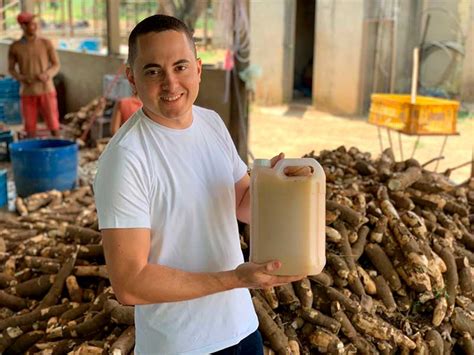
[61,0,66,36]
[134,1,138,24]
[53,0,57,26]
[37,0,41,20]
[21,0,35,13]
[229,0,249,163]
[410,47,419,104]
[125,1,130,34]
[81,0,86,20]
[471,148,474,178]
[203,0,209,50]
[93,0,98,36]
[68,0,74,37]
[407,46,420,162]
[0,0,5,32]
[106,0,120,55]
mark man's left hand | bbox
[270,152,284,168]
[270,152,313,176]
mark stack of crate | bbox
[0,77,22,125]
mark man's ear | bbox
[126,66,137,93]
[196,58,202,83]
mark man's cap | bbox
[17,12,35,25]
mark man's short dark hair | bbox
[128,14,196,66]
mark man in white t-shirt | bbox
[94,15,303,354]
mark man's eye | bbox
[145,70,160,76]
[176,65,187,71]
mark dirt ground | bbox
[248,104,474,184]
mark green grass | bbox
[197,49,225,65]
[195,15,214,31]
[458,110,474,120]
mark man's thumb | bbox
[265,260,282,272]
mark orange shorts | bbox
[21,91,60,134]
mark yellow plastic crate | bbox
[368,94,459,135]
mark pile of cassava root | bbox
[1,186,134,354]
[0,146,472,354]
[247,147,473,354]
[78,139,110,187]
[62,98,114,147]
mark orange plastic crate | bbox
[368,94,459,135]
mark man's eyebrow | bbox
[142,60,190,71]
[174,59,189,65]
[143,63,160,70]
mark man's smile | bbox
[160,93,183,102]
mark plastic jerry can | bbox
[250,158,326,276]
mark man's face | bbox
[127,30,202,128]
[21,18,38,36]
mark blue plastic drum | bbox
[0,169,7,207]
[9,139,78,197]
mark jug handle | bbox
[274,158,324,179]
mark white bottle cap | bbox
[253,159,272,168]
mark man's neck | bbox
[143,107,193,130]
[23,33,37,41]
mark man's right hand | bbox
[234,261,304,289]
[18,74,32,85]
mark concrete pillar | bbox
[21,0,34,13]
[250,0,296,105]
[106,0,120,56]
[313,0,365,115]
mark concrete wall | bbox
[251,0,473,114]
[195,66,231,127]
[359,1,394,112]
[57,51,125,112]
[0,41,124,112]
[0,42,8,74]
[361,0,473,101]
[382,0,421,94]
[313,0,365,115]
[0,41,233,122]
[250,0,296,105]
[461,0,474,101]
[417,0,471,98]
[359,0,422,112]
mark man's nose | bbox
[161,72,178,91]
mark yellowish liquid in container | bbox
[250,158,326,276]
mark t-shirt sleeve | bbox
[93,146,151,230]
[214,112,248,183]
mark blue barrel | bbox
[9,139,78,197]
[0,169,7,207]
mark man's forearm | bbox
[45,63,59,78]
[8,68,22,81]
[45,46,60,78]
[115,263,241,305]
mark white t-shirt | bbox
[94,106,258,354]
